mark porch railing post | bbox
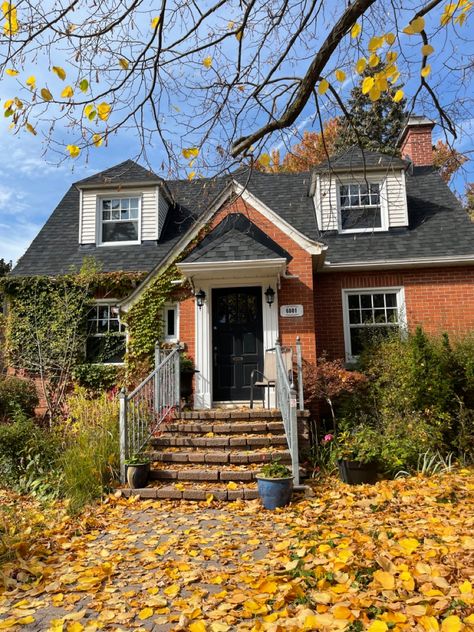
[296,336,304,411]
[289,383,300,486]
[174,342,181,409]
[154,341,161,413]
[119,388,128,484]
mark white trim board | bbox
[323,255,474,271]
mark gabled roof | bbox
[182,213,291,263]
[75,159,162,187]
[313,146,408,173]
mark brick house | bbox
[10,115,474,411]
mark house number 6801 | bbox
[280,305,304,317]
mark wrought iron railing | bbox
[119,343,180,482]
[275,339,300,486]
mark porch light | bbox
[195,288,206,309]
[264,286,275,307]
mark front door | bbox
[212,287,264,401]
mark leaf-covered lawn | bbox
[1,471,474,631]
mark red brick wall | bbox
[400,125,434,166]
[178,197,317,365]
[314,266,474,359]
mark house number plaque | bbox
[280,304,304,317]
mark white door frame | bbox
[194,276,280,409]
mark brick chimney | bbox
[399,115,435,166]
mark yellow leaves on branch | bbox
[25,75,36,90]
[182,147,199,159]
[84,104,96,120]
[361,76,374,94]
[335,69,346,82]
[355,58,367,74]
[350,22,361,38]
[421,64,431,77]
[119,58,129,70]
[78,79,89,93]
[2,1,18,36]
[403,16,425,34]
[41,87,53,101]
[368,35,384,51]
[151,15,161,29]
[67,144,80,158]
[317,78,329,95]
[60,85,74,99]
[52,66,66,80]
[422,43,435,56]
[92,134,103,147]
[202,56,212,69]
[97,102,111,121]
[5,68,18,76]
[441,1,472,27]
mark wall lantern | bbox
[195,288,206,309]
[264,286,275,307]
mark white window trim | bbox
[163,303,179,342]
[96,193,142,247]
[342,286,407,363]
[86,299,127,365]
[337,180,389,234]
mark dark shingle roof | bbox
[75,159,162,187]
[10,160,474,277]
[321,166,474,265]
[314,146,408,172]
[183,213,291,263]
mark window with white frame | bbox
[343,288,405,360]
[86,303,126,363]
[339,182,382,232]
[99,197,140,244]
[163,304,179,342]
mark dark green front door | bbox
[212,287,263,401]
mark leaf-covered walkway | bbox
[1,471,474,631]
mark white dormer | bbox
[78,181,171,246]
[312,151,409,233]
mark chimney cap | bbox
[399,115,435,145]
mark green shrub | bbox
[61,388,119,513]
[0,414,61,495]
[0,375,38,421]
[72,363,119,394]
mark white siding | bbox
[158,189,169,239]
[315,169,408,232]
[80,186,159,244]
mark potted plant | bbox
[334,429,380,485]
[180,353,195,405]
[256,460,293,509]
[125,453,150,489]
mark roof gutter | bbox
[322,255,474,271]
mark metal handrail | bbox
[275,339,300,486]
[119,343,180,483]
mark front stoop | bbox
[122,409,309,501]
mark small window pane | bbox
[374,308,386,323]
[361,309,374,323]
[102,200,111,210]
[98,306,109,320]
[109,318,120,332]
[373,294,385,308]
[349,310,361,324]
[385,293,397,307]
[102,221,138,242]
[348,295,360,309]
[360,295,372,309]
[111,210,120,220]
[386,308,398,323]
[130,208,139,220]
[130,198,139,209]
[167,309,175,337]
[111,199,120,209]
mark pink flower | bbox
[322,433,334,443]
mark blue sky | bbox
[0,3,473,266]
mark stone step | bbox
[150,434,288,449]
[176,409,283,421]
[150,463,263,482]
[161,421,285,435]
[148,448,291,465]
[121,482,259,502]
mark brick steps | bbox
[161,421,285,434]
[148,448,291,465]
[123,408,298,501]
[150,434,288,448]
[150,463,263,482]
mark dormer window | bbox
[99,196,140,245]
[339,182,385,233]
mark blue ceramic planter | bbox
[256,476,293,510]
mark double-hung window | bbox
[99,196,140,244]
[339,182,383,232]
[343,288,405,361]
[86,303,126,364]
